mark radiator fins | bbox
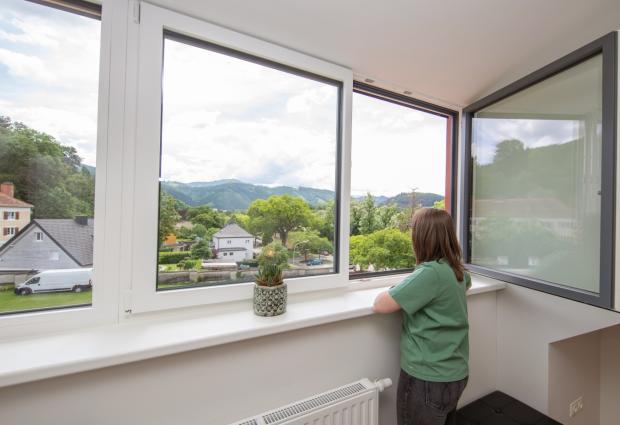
[262,382,366,424]
[229,378,390,425]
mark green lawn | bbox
[0,290,91,314]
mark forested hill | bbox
[161,180,443,211]
[161,180,335,210]
[382,192,444,209]
[0,117,95,219]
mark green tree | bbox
[191,223,207,239]
[158,192,180,244]
[191,240,212,260]
[258,241,289,269]
[350,228,414,271]
[247,194,313,246]
[311,199,335,241]
[376,203,399,229]
[0,117,96,219]
[350,198,363,235]
[175,225,193,240]
[433,199,445,210]
[189,205,225,229]
[288,230,333,262]
[228,213,250,230]
[358,193,378,235]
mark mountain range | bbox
[161,179,443,211]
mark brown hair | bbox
[411,208,466,282]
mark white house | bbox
[211,223,255,262]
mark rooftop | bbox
[33,218,94,267]
[0,192,33,209]
[213,223,254,239]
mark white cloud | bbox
[286,86,334,113]
[160,38,338,191]
[351,93,447,196]
[0,1,447,199]
[0,47,53,82]
[0,0,100,166]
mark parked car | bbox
[306,259,323,266]
[14,268,93,295]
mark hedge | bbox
[158,251,192,264]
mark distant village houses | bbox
[211,223,255,262]
[0,182,32,246]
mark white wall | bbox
[600,325,620,425]
[0,292,498,425]
[543,323,620,425]
[496,285,620,416]
[548,331,601,425]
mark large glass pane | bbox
[0,0,100,314]
[350,92,448,276]
[157,34,340,291]
[470,54,603,293]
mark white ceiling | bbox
[150,0,620,108]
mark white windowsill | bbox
[0,275,504,389]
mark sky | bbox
[0,0,100,166]
[161,37,339,192]
[0,0,448,198]
[351,93,446,196]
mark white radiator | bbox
[230,378,392,425]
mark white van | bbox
[15,268,93,295]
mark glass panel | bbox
[470,54,603,293]
[350,92,448,276]
[157,35,340,291]
[0,0,100,314]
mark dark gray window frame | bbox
[460,31,617,309]
[350,82,459,280]
[26,0,101,20]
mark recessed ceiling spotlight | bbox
[364,78,374,84]
[404,91,412,95]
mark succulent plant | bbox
[255,262,284,287]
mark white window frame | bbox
[6,212,16,221]
[0,0,123,338]
[126,3,352,314]
[35,231,43,241]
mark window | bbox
[350,83,457,277]
[130,4,351,312]
[155,32,341,292]
[462,32,617,308]
[0,0,101,315]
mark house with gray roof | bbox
[211,223,255,262]
[0,216,93,271]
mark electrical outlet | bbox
[569,396,584,417]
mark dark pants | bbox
[397,369,468,425]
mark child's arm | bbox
[372,290,401,313]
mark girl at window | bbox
[373,208,470,425]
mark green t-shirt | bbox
[389,260,470,382]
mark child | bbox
[373,208,470,425]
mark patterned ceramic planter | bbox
[253,282,287,316]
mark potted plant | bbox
[254,243,287,316]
